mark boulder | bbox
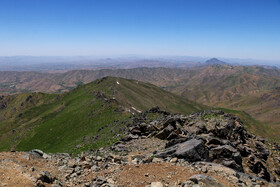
[35,180,45,187]
[155,125,174,140]
[254,141,270,160]
[189,174,225,187]
[37,171,53,184]
[121,134,138,141]
[175,121,188,134]
[29,149,45,159]
[175,139,208,161]
[52,180,63,187]
[211,121,235,140]
[237,144,252,157]
[156,139,209,162]
[166,131,179,140]
[111,143,128,152]
[275,169,280,176]
[195,162,238,177]
[130,129,141,135]
[151,182,164,187]
[162,117,177,128]
[206,137,224,146]
[207,119,248,145]
[31,149,44,156]
[68,159,76,168]
[139,123,158,135]
[209,145,243,172]
[274,169,280,176]
[248,156,271,181]
[165,137,190,148]
[185,121,207,134]
[91,176,107,186]
[221,160,243,172]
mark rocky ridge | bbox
[0,108,280,186]
[124,108,280,182]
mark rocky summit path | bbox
[0,108,280,186]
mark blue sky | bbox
[0,0,280,61]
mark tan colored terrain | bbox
[0,151,237,187]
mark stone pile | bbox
[126,108,280,183]
[16,108,280,186]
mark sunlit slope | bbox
[0,77,202,153]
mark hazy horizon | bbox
[0,55,279,65]
[1,0,280,61]
[0,55,279,72]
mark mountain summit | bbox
[205,58,228,65]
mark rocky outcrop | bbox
[1,108,279,186]
[209,145,243,172]
[156,138,209,162]
[126,108,280,182]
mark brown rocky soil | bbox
[115,163,236,187]
[0,151,238,187]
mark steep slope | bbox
[175,66,280,137]
[220,88,280,135]
[1,65,280,140]
[0,77,202,153]
[177,65,280,104]
[0,71,60,95]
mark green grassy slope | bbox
[0,77,203,153]
[105,77,204,114]
[0,93,58,151]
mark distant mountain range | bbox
[1,76,279,186]
[0,63,280,142]
[0,56,278,71]
[204,58,229,65]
